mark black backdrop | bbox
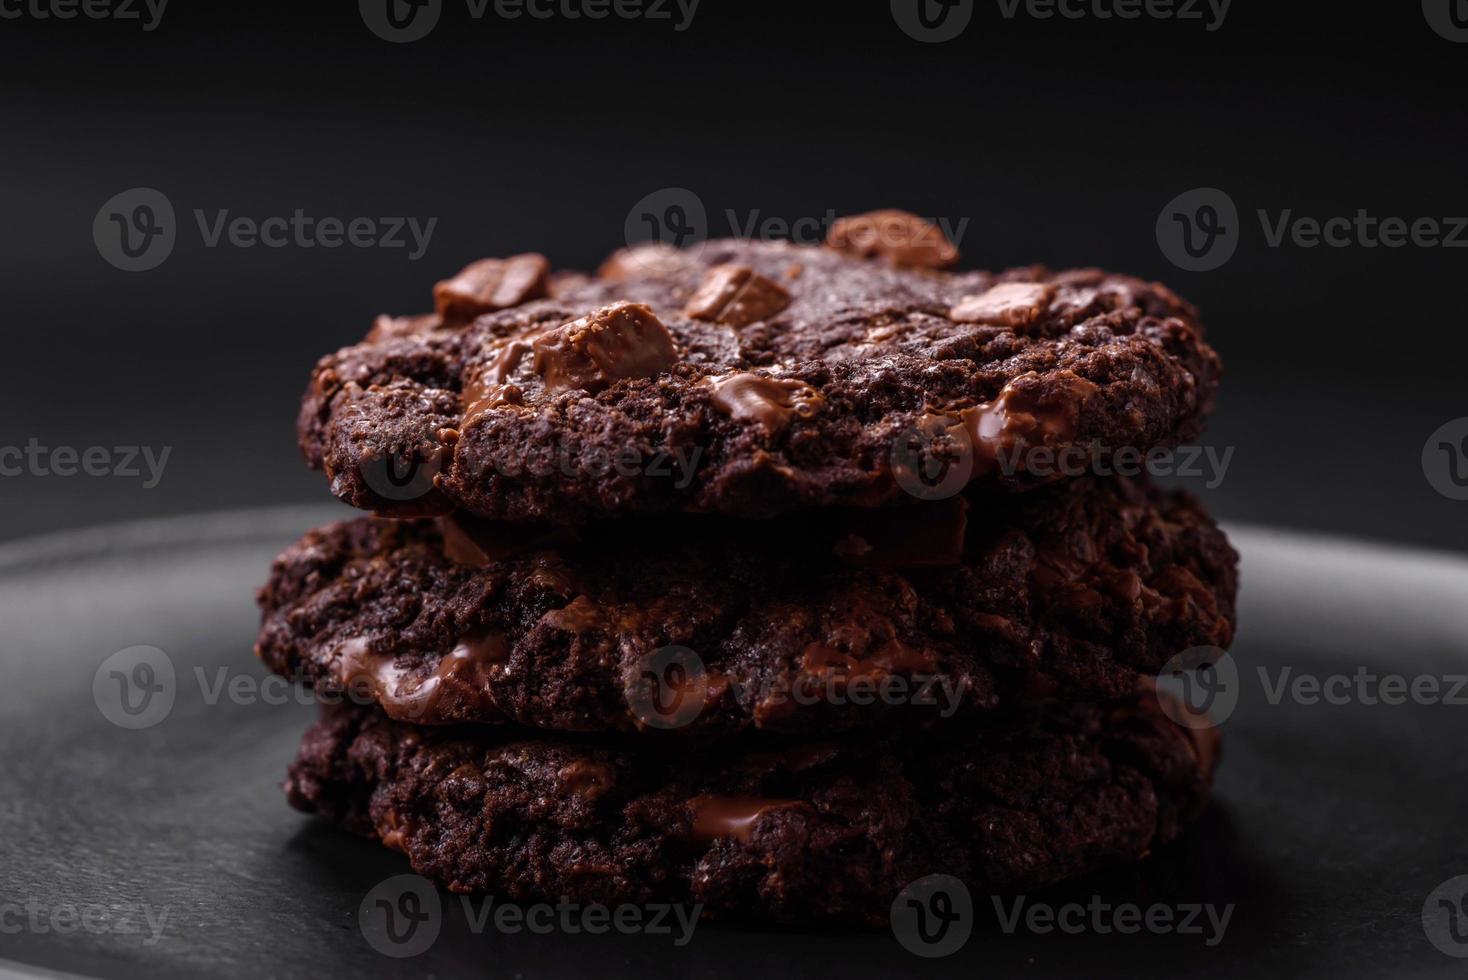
[2,1,1465,549]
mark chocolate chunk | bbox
[950,281,1056,327]
[706,372,823,432]
[531,302,678,394]
[959,371,1100,470]
[433,254,550,325]
[684,264,792,327]
[686,795,808,843]
[336,633,508,725]
[826,209,959,269]
[555,760,615,801]
[367,313,441,343]
[597,242,687,281]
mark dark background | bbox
[2,1,1464,550]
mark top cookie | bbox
[300,211,1222,523]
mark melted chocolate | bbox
[540,595,605,632]
[707,373,823,432]
[686,795,806,842]
[460,336,542,421]
[958,372,1100,469]
[337,632,509,724]
[556,760,615,800]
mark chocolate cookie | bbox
[285,684,1219,925]
[299,213,1222,523]
[255,476,1237,736]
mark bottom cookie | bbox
[286,686,1218,925]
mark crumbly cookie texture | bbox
[285,687,1220,925]
[300,220,1221,523]
[255,476,1237,736]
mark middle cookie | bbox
[256,475,1237,737]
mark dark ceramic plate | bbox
[0,507,1465,979]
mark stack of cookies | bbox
[257,210,1238,925]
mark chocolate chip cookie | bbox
[285,683,1219,924]
[300,213,1222,523]
[255,476,1237,736]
